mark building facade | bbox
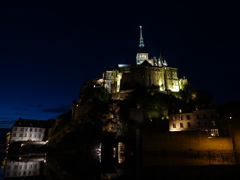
[169,108,221,136]
[9,119,49,143]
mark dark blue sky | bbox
[1,1,240,129]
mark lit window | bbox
[210,129,219,136]
[180,123,183,128]
[173,123,176,128]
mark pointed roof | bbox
[139,26,144,48]
[138,26,147,53]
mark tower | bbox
[136,26,149,65]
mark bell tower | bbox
[136,26,149,65]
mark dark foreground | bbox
[139,165,240,179]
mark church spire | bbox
[139,26,145,48]
[136,26,149,65]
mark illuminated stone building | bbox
[169,108,222,136]
[102,26,184,99]
[9,119,49,143]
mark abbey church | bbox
[102,26,187,99]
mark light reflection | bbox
[3,155,46,178]
[95,143,102,162]
[113,147,116,158]
[118,142,125,164]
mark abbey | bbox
[103,26,187,99]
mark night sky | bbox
[1,1,240,129]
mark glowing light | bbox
[192,93,197,99]
[95,143,101,162]
[113,147,116,158]
[118,142,125,164]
